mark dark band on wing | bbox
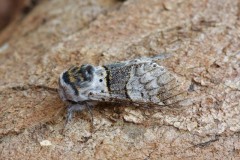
[103,65,111,92]
[103,64,132,99]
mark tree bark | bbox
[0,0,240,159]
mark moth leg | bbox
[86,103,94,125]
[66,104,87,123]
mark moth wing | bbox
[88,91,186,111]
[87,91,160,107]
[125,61,187,108]
[125,53,172,66]
[89,56,187,109]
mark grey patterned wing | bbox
[89,58,186,108]
[126,61,186,107]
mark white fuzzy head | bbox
[58,65,107,103]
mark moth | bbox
[58,54,186,122]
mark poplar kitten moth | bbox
[58,54,186,122]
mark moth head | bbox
[58,64,96,102]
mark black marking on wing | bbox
[103,64,132,99]
[103,65,111,93]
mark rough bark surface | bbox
[0,0,240,159]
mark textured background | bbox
[0,0,240,159]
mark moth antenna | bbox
[54,105,65,119]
